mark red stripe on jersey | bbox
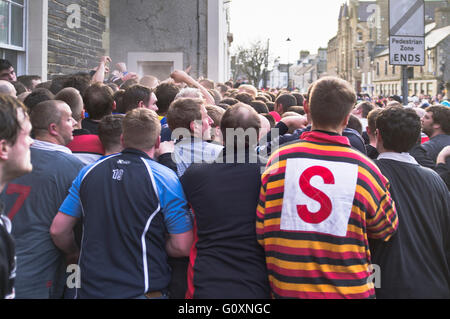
[185,207,198,299]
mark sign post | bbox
[389,0,425,105]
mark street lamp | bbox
[286,38,291,90]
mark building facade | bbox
[327,0,449,97]
[290,48,327,93]
[1,0,232,82]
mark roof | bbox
[425,25,450,49]
[425,22,436,34]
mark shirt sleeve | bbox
[58,166,89,218]
[366,177,398,241]
[154,168,193,235]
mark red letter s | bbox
[297,166,334,224]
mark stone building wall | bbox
[47,0,107,78]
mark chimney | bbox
[300,50,310,60]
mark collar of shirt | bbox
[122,148,152,160]
[377,152,419,165]
[300,130,351,147]
[31,139,73,154]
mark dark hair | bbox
[113,90,126,115]
[167,98,203,132]
[98,114,125,152]
[220,98,239,106]
[23,88,54,114]
[216,84,228,95]
[367,108,382,135]
[292,93,304,106]
[206,105,225,128]
[346,114,363,135]
[266,101,275,112]
[50,74,91,96]
[208,89,222,105]
[255,95,269,104]
[106,82,119,93]
[261,113,276,128]
[216,103,230,110]
[11,81,28,95]
[235,92,253,105]
[309,77,356,128]
[120,78,139,90]
[287,105,305,115]
[17,75,41,90]
[154,82,180,116]
[275,94,297,113]
[425,105,450,134]
[356,101,375,118]
[35,81,52,90]
[249,100,269,114]
[0,94,28,145]
[121,85,151,114]
[0,59,13,72]
[376,106,421,152]
[83,83,114,120]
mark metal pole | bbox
[401,65,408,106]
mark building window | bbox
[392,66,395,75]
[376,62,380,76]
[357,32,363,42]
[0,0,26,72]
[384,61,388,75]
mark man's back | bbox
[422,134,450,163]
[181,150,270,299]
[1,147,83,298]
[371,158,450,298]
[69,149,191,299]
[257,131,398,299]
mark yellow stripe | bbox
[264,160,287,176]
[267,179,285,189]
[265,238,367,255]
[356,184,377,213]
[265,198,283,209]
[267,257,369,273]
[269,275,373,295]
[266,218,281,227]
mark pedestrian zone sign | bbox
[389,0,425,66]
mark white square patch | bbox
[280,158,358,237]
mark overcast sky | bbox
[229,0,346,63]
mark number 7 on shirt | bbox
[6,184,31,220]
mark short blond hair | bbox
[122,108,161,151]
[238,84,258,98]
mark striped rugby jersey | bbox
[256,130,398,299]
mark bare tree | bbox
[232,40,269,88]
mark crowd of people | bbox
[0,56,449,299]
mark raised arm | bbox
[170,70,215,105]
[91,56,112,84]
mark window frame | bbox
[0,0,27,51]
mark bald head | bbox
[220,102,261,148]
[0,80,17,97]
[139,75,159,89]
[55,87,84,123]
